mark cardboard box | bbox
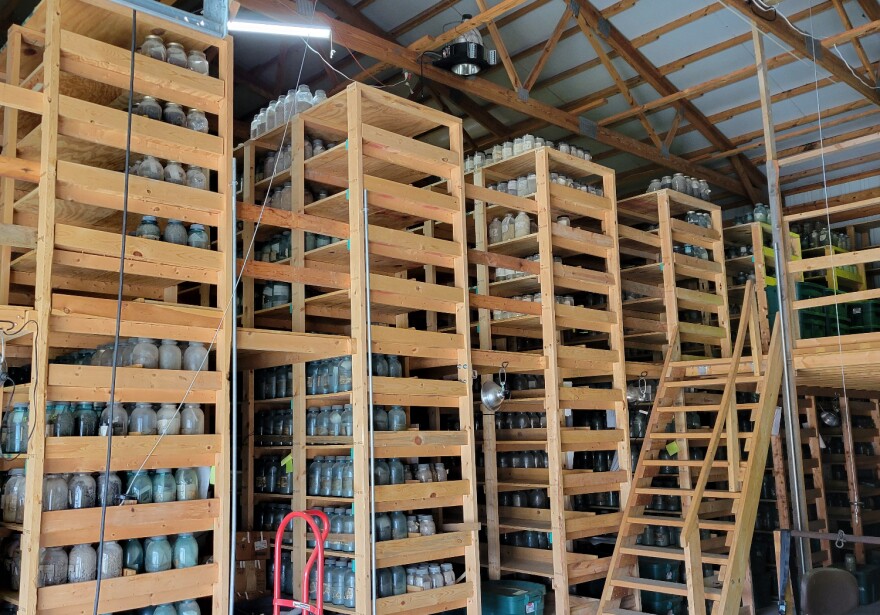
[236,531,271,560]
[234,559,268,594]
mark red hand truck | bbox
[272,509,330,615]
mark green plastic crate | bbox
[848,301,880,331]
[641,594,684,615]
[481,580,546,615]
[799,311,827,339]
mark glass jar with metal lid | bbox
[186,165,207,190]
[139,35,166,61]
[186,108,209,134]
[68,472,96,509]
[187,49,209,74]
[162,102,186,127]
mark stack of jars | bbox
[679,210,713,260]
[487,175,538,199]
[139,34,210,75]
[254,455,293,495]
[494,411,546,430]
[304,557,355,607]
[307,456,355,497]
[250,85,328,138]
[499,488,549,508]
[464,134,592,171]
[306,405,354,438]
[305,355,355,396]
[133,95,210,135]
[258,282,292,310]
[646,173,712,202]
[404,562,457,593]
[88,338,209,371]
[304,231,342,252]
[501,530,551,549]
[37,467,201,510]
[307,506,355,552]
[370,405,409,432]
[130,155,209,192]
[134,213,211,248]
[505,372,546,391]
[254,231,292,263]
[497,450,549,469]
[255,366,293,400]
[255,408,293,446]
[47,400,203,438]
[635,525,682,550]
[488,211,536,245]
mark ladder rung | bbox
[647,431,726,440]
[609,575,723,600]
[665,376,761,387]
[626,514,735,532]
[656,405,720,412]
[620,544,729,565]
[641,460,727,468]
[635,487,741,499]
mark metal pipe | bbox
[228,160,238,614]
[362,188,378,615]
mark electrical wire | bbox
[92,8,138,614]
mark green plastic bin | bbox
[848,301,880,331]
[482,580,546,615]
[641,594,684,615]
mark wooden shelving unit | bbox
[235,82,481,614]
[617,189,731,362]
[467,147,629,614]
[0,0,234,611]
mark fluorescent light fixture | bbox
[227,20,331,38]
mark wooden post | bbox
[0,29,23,303]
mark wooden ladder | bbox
[599,281,784,615]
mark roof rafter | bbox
[475,0,522,89]
[830,0,875,82]
[523,6,571,92]
[569,0,765,202]
[721,0,880,105]
[238,0,749,198]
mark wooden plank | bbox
[373,479,470,512]
[43,435,220,474]
[362,123,456,178]
[0,154,40,183]
[375,582,473,615]
[364,174,457,224]
[374,531,472,567]
[46,363,221,403]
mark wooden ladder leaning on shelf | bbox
[599,280,784,615]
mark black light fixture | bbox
[433,14,498,77]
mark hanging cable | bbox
[92,8,138,614]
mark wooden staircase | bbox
[599,282,784,615]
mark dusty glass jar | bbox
[173,533,198,569]
[139,156,164,181]
[38,546,68,587]
[127,470,153,504]
[177,599,201,615]
[157,403,181,435]
[165,41,187,67]
[123,538,144,572]
[68,472,96,509]
[137,216,162,240]
[2,469,26,523]
[98,471,122,507]
[68,543,97,583]
[144,536,173,572]
[180,403,204,435]
[52,402,74,437]
[154,604,177,615]
[138,95,163,121]
[188,224,210,249]
[130,402,158,435]
[187,108,209,134]
[152,468,176,503]
[183,341,208,371]
[416,464,433,483]
[140,35,167,61]
[175,467,199,501]
[43,474,69,511]
[159,339,182,370]
[418,514,436,536]
[387,406,407,432]
[100,540,124,579]
[100,402,129,436]
[164,162,186,186]
[163,219,187,245]
[186,165,208,190]
[132,337,159,369]
[163,102,186,127]
[187,49,209,74]
[75,402,98,436]
[6,402,28,453]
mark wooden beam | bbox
[475,0,522,90]
[239,0,749,197]
[320,0,387,37]
[664,109,684,151]
[430,82,508,138]
[778,131,880,168]
[722,0,880,104]
[523,7,570,92]
[570,0,765,202]
[830,0,875,83]
[857,0,880,21]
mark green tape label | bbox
[209,466,216,485]
[280,454,293,473]
[666,442,680,456]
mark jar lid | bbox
[144,34,164,42]
[142,215,158,222]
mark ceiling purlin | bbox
[238,0,749,198]
[569,0,765,204]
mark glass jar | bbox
[187,49,209,75]
[295,85,313,113]
[501,212,515,241]
[373,459,390,486]
[180,403,205,435]
[388,457,405,485]
[164,41,187,68]
[130,402,158,435]
[38,546,68,587]
[132,337,159,369]
[152,468,176,503]
[68,543,98,583]
[164,159,187,185]
[53,402,74,437]
[188,224,210,249]
[312,89,327,106]
[186,165,208,190]
[68,472,96,509]
[157,403,181,435]
[98,471,122,507]
[753,202,768,223]
[144,536,173,573]
[7,402,28,453]
[127,470,153,504]
[138,96,163,122]
[416,464,433,483]
[139,156,164,181]
[342,459,354,498]
[183,341,208,371]
[387,405,407,432]
[123,538,144,573]
[74,402,98,437]
[488,217,502,244]
[99,540,124,579]
[2,469,26,523]
[172,533,198,569]
[375,513,392,542]
[140,35,167,60]
[177,598,201,615]
[372,405,388,432]
[429,564,444,589]
[99,402,129,436]
[137,215,162,240]
[158,339,182,370]
[187,108,209,134]
[163,102,186,127]
[390,511,408,540]
[43,474,69,511]
[175,467,199,501]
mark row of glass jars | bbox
[788,221,851,251]
[254,366,292,400]
[488,172,604,196]
[35,533,199,589]
[139,35,210,75]
[251,85,328,138]
[254,455,293,494]
[305,355,360,396]
[134,98,210,136]
[488,211,536,244]
[501,530,550,549]
[69,401,203,437]
[259,136,338,180]
[91,338,209,370]
[254,231,291,263]
[491,293,574,321]
[494,254,563,284]
[255,409,294,446]
[305,404,353,438]
[131,156,209,191]
[498,488,549,508]
[646,174,712,202]
[497,450,549,469]
[465,135,592,171]
[135,216,211,249]
[494,411,547,431]
[372,510,436,542]
[259,281,292,310]
[308,558,356,607]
